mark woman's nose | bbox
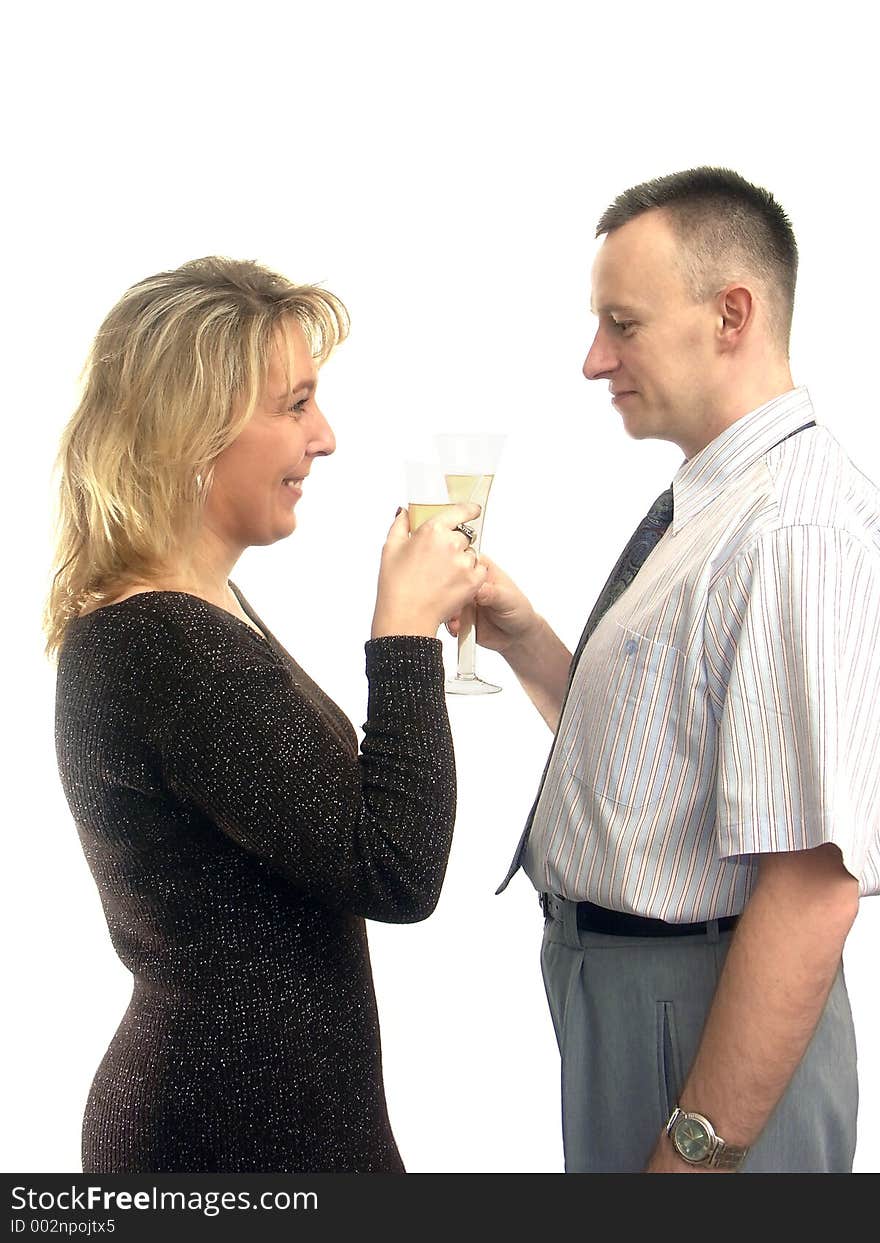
[310,406,336,457]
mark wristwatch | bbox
[665,1107,749,1170]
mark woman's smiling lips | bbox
[281,475,304,500]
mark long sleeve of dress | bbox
[164,634,457,923]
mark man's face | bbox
[583,210,719,455]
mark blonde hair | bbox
[44,256,348,659]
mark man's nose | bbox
[582,328,618,381]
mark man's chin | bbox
[620,417,651,441]
[618,402,663,442]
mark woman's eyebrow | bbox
[273,379,316,402]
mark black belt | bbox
[540,892,739,937]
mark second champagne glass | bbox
[434,433,505,695]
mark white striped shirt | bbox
[522,387,880,919]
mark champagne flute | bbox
[434,433,505,696]
[406,461,458,531]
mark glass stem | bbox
[457,603,477,678]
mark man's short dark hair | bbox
[596,167,798,351]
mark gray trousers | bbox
[540,898,858,1173]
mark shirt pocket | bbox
[583,623,685,810]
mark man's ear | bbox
[715,284,754,350]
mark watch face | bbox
[673,1116,713,1162]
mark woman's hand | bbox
[446,554,542,656]
[371,504,489,639]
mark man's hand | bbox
[447,555,572,730]
[642,843,859,1173]
[446,555,542,655]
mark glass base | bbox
[445,674,502,696]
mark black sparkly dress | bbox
[54,584,456,1173]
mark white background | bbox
[3,0,878,1174]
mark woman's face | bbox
[205,320,336,551]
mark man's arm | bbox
[447,555,572,730]
[645,842,859,1173]
[502,616,572,730]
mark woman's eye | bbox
[288,399,308,416]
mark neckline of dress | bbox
[75,587,274,648]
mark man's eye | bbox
[612,320,635,334]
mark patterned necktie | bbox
[496,485,674,893]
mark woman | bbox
[45,256,485,1173]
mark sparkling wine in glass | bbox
[434,434,505,696]
[406,460,459,530]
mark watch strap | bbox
[710,1139,749,1170]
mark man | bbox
[466,168,878,1172]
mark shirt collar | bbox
[671,386,816,533]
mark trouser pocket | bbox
[656,1000,683,1122]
